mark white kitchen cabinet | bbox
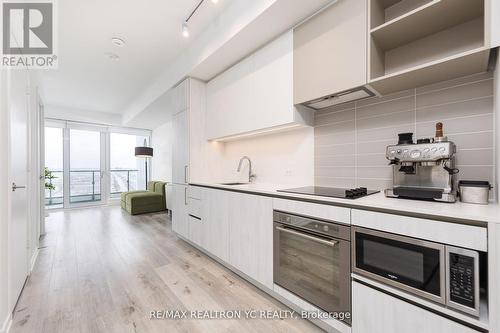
[165,183,173,211]
[206,31,312,141]
[351,209,487,252]
[200,188,230,262]
[187,192,203,247]
[180,187,273,287]
[172,109,189,184]
[171,184,188,239]
[228,192,273,289]
[206,59,252,141]
[187,214,203,247]
[171,78,218,184]
[352,281,481,333]
[293,0,367,104]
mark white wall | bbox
[495,51,500,202]
[0,70,10,333]
[152,116,314,187]
[0,69,42,333]
[220,127,314,185]
[151,120,173,182]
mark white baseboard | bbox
[0,314,12,333]
[30,248,39,273]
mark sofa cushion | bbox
[125,192,164,206]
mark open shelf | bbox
[370,0,433,29]
[368,0,488,94]
[371,0,484,50]
[368,47,490,94]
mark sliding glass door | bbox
[44,120,150,209]
[69,128,104,206]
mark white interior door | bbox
[8,68,30,310]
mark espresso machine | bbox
[385,123,458,202]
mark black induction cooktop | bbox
[277,186,379,199]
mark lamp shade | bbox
[135,146,153,158]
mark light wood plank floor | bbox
[11,206,323,333]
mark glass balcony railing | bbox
[45,169,140,207]
[45,170,63,207]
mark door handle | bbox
[184,187,188,205]
[276,226,338,247]
[184,165,188,183]
[12,183,26,192]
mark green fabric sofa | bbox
[121,181,167,215]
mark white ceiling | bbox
[124,0,334,129]
[43,0,335,129]
[41,0,232,114]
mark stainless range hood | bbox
[302,86,377,110]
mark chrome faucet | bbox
[237,156,256,183]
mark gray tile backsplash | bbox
[314,72,495,192]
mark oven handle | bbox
[276,226,338,247]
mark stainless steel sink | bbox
[219,182,248,186]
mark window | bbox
[44,120,151,208]
[44,127,64,208]
[110,133,149,197]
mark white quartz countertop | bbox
[189,182,500,225]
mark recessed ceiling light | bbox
[111,37,125,47]
[211,0,219,3]
[105,52,120,61]
[182,22,189,37]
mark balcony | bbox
[45,169,140,207]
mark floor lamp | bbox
[135,139,153,190]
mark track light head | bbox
[182,22,189,37]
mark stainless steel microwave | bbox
[352,227,481,317]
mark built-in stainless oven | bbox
[273,211,351,324]
[352,227,482,317]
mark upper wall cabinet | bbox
[293,0,368,105]
[368,0,491,94]
[206,31,312,141]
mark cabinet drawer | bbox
[188,214,202,246]
[352,281,481,333]
[272,198,350,224]
[188,198,202,219]
[188,186,202,200]
[351,209,487,251]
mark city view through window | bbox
[45,125,149,208]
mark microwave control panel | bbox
[448,252,476,311]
